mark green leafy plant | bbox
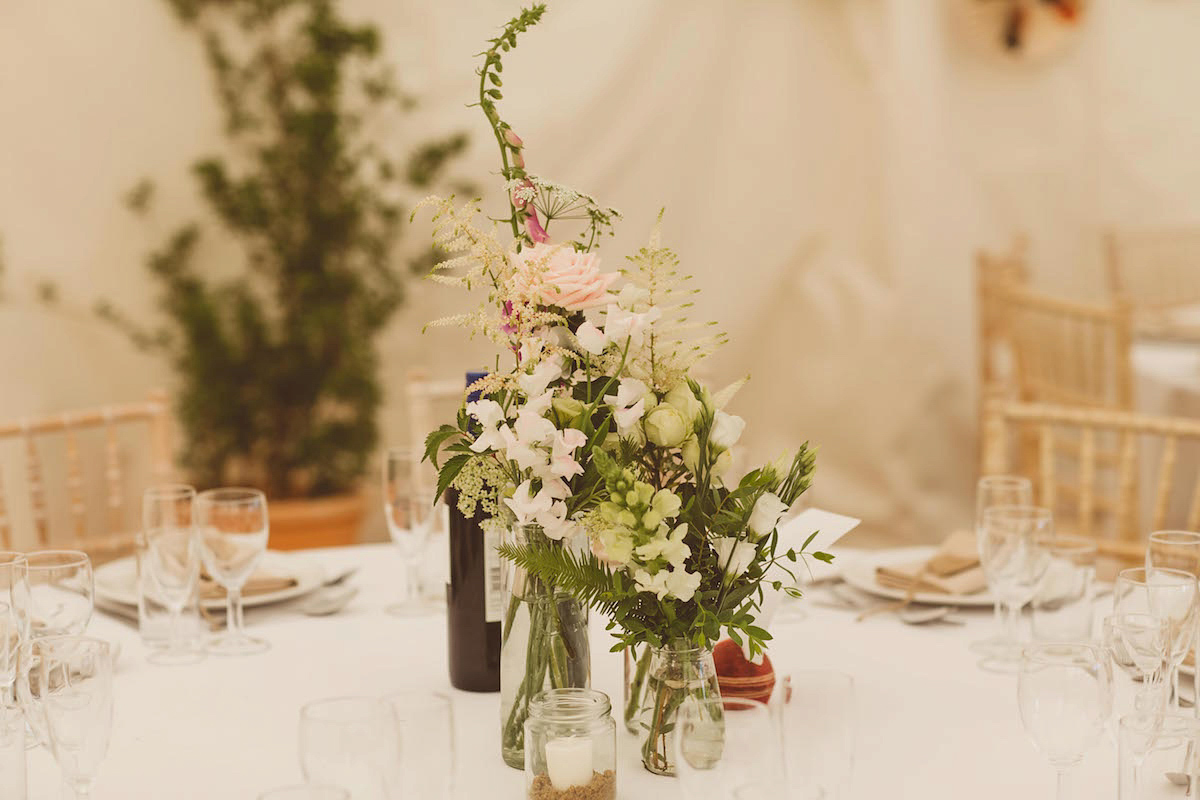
[98,0,468,497]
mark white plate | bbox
[841,546,995,608]
[94,551,325,611]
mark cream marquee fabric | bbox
[1,0,1199,545]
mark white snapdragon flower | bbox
[501,425,550,473]
[504,480,554,524]
[748,492,789,539]
[634,523,690,568]
[713,536,759,582]
[466,399,508,453]
[604,377,649,437]
[710,410,746,450]
[535,500,575,541]
[521,389,554,419]
[603,304,661,349]
[518,356,564,398]
[591,528,634,566]
[664,569,702,602]
[548,428,588,480]
[617,283,651,313]
[575,320,608,355]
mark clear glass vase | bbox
[622,644,652,734]
[637,642,720,776]
[500,523,591,769]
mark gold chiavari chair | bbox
[982,400,1200,563]
[0,391,172,561]
[1106,226,1200,339]
[976,238,1030,457]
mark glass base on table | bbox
[207,632,270,656]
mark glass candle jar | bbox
[524,688,616,800]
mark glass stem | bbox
[168,606,184,653]
[226,588,244,640]
[1056,767,1071,800]
[404,559,421,605]
[1001,600,1022,646]
[1173,665,1183,712]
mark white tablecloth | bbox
[25,544,1120,799]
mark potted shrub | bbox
[98,0,468,547]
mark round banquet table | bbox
[26,544,1120,800]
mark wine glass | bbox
[674,696,785,800]
[259,787,349,800]
[142,485,203,665]
[773,671,855,800]
[973,476,1035,657]
[37,635,113,799]
[196,488,270,656]
[18,550,93,746]
[384,690,455,800]
[1103,614,1170,718]
[299,696,400,800]
[1018,643,1113,800]
[0,553,28,694]
[1115,567,1198,713]
[977,505,1053,672]
[383,448,443,615]
[1031,535,1097,643]
[1118,713,1200,799]
[1147,531,1200,718]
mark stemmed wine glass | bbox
[18,550,93,746]
[973,476,1035,657]
[1018,643,1113,800]
[142,485,203,665]
[1103,613,1170,718]
[977,504,1053,672]
[674,696,785,799]
[0,553,28,695]
[1114,567,1198,713]
[1147,530,1200,717]
[196,488,270,656]
[37,635,114,800]
[383,448,443,615]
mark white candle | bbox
[544,735,593,791]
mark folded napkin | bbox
[199,569,297,601]
[875,531,987,596]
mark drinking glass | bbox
[1104,614,1170,718]
[0,700,24,799]
[978,505,1053,672]
[259,787,349,800]
[1018,643,1113,800]
[18,550,93,746]
[1032,536,1097,643]
[37,636,113,799]
[772,671,855,800]
[1115,567,1198,713]
[196,488,270,656]
[299,696,399,800]
[0,553,28,694]
[674,696,784,800]
[1118,713,1200,799]
[973,476,1035,657]
[142,485,203,665]
[384,690,454,800]
[1147,531,1200,719]
[383,448,443,615]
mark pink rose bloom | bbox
[510,243,618,311]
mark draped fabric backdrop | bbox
[1,0,1199,545]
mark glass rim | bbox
[144,484,196,500]
[300,695,389,723]
[197,487,266,506]
[528,688,611,723]
[1149,530,1200,545]
[977,475,1033,490]
[1117,566,1198,585]
[981,504,1052,521]
[23,549,90,570]
[0,551,27,568]
[679,695,770,716]
[1035,534,1099,556]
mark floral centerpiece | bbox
[420,3,831,780]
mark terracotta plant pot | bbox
[267,492,365,550]
[713,638,776,705]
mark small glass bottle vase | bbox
[637,642,721,776]
[500,523,591,769]
[524,689,616,800]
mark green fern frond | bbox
[498,541,623,618]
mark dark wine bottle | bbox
[445,371,501,692]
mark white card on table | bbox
[775,507,860,584]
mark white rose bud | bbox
[748,492,790,540]
[664,383,704,428]
[644,405,688,448]
[714,536,758,583]
[709,410,745,450]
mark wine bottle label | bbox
[483,526,503,623]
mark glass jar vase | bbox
[500,524,591,769]
[637,642,720,776]
[622,644,652,734]
[524,688,616,800]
